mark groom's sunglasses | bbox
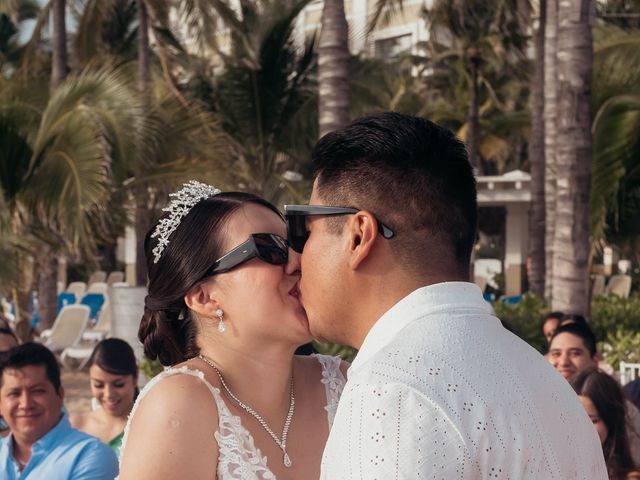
[284,205,395,253]
[201,233,289,277]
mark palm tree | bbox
[0,65,151,329]
[423,0,531,172]
[45,0,70,328]
[590,27,640,256]
[130,0,225,285]
[404,24,532,175]
[550,0,593,314]
[173,0,317,202]
[528,0,546,298]
[543,0,558,300]
[318,0,349,137]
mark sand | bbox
[61,369,93,415]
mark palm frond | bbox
[15,63,155,250]
[591,94,640,241]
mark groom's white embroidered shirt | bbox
[321,282,607,479]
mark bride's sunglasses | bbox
[284,205,395,253]
[201,233,289,277]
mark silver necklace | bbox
[198,354,295,468]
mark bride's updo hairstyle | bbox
[139,190,282,366]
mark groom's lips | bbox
[289,282,300,298]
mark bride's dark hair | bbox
[139,191,282,366]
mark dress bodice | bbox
[120,354,346,479]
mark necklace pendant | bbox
[283,452,292,468]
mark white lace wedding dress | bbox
[120,354,346,479]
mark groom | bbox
[285,112,607,478]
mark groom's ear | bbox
[346,210,379,271]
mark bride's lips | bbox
[289,282,300,298]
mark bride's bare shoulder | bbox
[139,368,218,418]
[118,368,219,480]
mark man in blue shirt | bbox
[0,342,118,479]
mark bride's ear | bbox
[184,282,220,317]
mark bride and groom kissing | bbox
[118,112,607,479]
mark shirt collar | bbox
[349,282,491,373]
[31,412,70,454]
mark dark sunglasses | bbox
[283,205,395,253]
[201,233,289,278]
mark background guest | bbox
[560,313,589,328]
[541,311,564,344]
[550,323,640,468]
[0,342,118,479]
[70,338,138,458]
[572,368,640,480]
[548,322,597,381]
[0,327,18,353]
[0,327,18,438]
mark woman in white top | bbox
[118,182,347,480]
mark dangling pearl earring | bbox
[216,308,226,333]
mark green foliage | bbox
[492,293,548,353]
[388,0,533,175]
[599,328,640,372]
[493,292,640,366]
[313,341,357,363]
[590,26,640,245]
[591,293,640,373]
[591,293,640,341]
[208,0,317,202]
[139,355,164,380]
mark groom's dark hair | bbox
[312,112,477,275]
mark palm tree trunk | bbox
[135,0,151,286]
[318,0,349,137]
[39,0,68,329]
[137,0,150,92]
[544,0,558,301]
[51,0,68,90]
[467,47,481,172]
[36,252,59,330]
[551,0,593,314]
[135,197,152,286]
[528,0,546,298]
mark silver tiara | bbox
[151,180,221,263]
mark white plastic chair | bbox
[88,271,107,286]
[106,271,125,286]
[82,300,110,342]
[40,304,90,353]
[592,274,606,296]
[87,282,108,295]
[473,259,503,289]
[65,281,86,300]
[620,362,640,385]
[606,274,632,299]
[60,345,96,370]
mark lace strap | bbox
[314,354,346,430]
[119,366,222,461]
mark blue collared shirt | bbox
[0,413,118,480]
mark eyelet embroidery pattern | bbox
[121,357,346,479]
[321,303,609,480]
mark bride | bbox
[118,181,347,480]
